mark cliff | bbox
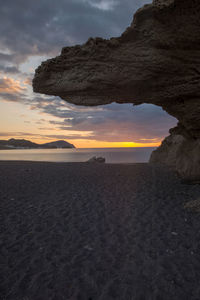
[33,0,200,181]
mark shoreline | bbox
[0,159,148,165]
[2,161,200,299]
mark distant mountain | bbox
[0,138,39,149]
[0,139,75,149]
[41,140,75,149]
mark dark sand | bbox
[1,161,200,300]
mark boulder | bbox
[87,156,106,163]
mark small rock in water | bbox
[87,156,105,163]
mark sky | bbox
[0,0,177,148]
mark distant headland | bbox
[0,138,75,150]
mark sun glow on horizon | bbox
[72,141,161,148]
[7,138,161,148]
[0,132,161,148]
[0,87,168,150]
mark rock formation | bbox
[87,156,106,163]
[33,0,200,181]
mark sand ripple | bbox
[1,162,200,299]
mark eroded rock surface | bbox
[150,134,200,181]
[33,0,200,180]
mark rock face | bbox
[33,0,200,181]
[150,135,200,181]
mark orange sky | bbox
[0,0,178,150]
[0,75,172,148]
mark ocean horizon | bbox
[0,147,156,164]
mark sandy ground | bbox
[1,161,200,300]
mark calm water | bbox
[0,148,155,164]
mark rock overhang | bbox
[33,0,200,180]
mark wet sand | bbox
[1,161,200,300]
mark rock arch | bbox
[33,0,200,181]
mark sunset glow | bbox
[0,0,177,148]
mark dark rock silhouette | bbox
[0,139,75,149]
[0,138,38,149]
[41,140,75,149]
[87,156,106,163]
[33,0,200,180]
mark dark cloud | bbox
[0,65,20,74]
[0,0,151,64]
[0,92,26,102]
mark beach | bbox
[1,161,200,300]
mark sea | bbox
[0,147,155,164]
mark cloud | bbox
[29,95,177,143]
[0,77,25,93]
[0,85,176,143]
[0,77,27,102]
[0,93,25,103]
[0,131,94,141]
[0,0,151,65]
[23,76,33,86]
[0,52,28,67]
[85,0,119,11]
[0,65,20,74]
